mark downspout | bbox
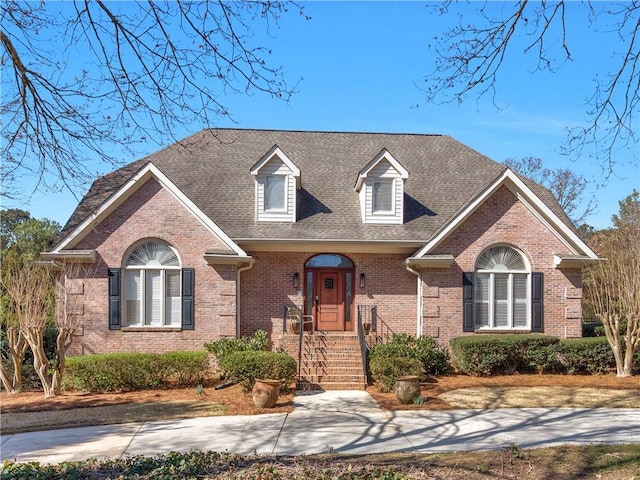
[404,259,423,337]
[236,260,254,338]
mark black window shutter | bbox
[462,272,474,332]
[108,268,121,330]
[182,268,195,330]
[531,272,544,332]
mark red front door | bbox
[306,268,353,331]
[316,270,344,331]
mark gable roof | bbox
[411,168,598,261]
[52,162,247,256]
[57,129,576,250]
[354,148,409,192]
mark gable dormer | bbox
[250,145,300,223]
[355,149,409,224]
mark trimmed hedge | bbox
[62,350,211,392]
[552,337,615,374]
[219,350,296,392]
[369,356,424,392]
[449,335,640,376]
[449,335,561,376]
[369,334,449,376]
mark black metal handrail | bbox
[356,305,369,386]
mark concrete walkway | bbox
[2,390,640,464]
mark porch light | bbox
[292,272,300,289]
[359,273,366,289]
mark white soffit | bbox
[52,163,247,257]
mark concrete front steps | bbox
[280,331,367,390]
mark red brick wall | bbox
[67,178,237,355]
[421,185,583,345]
[239,252,418,343]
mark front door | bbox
[316,269,344,331]
[304,254,355,332]
[305,268,354,331]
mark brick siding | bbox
[62,180,583,356]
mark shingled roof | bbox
[59,128,573,244]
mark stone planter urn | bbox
[252,379,280,408]
[394,375,421,404]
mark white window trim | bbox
[474,270,531,330]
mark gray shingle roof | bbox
[59,128,573,243]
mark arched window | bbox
[474,246,530,329]
[124,240,182,327]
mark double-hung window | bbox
[474,246,529,330]
[124,240,182,327]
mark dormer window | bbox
[265,175,286,211]
[251,145,300,222]
[373,178,394,213]
[355,149,408,224]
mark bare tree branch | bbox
[1,1,306,197]
[426,1,639,176]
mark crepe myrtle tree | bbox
[0,209,60,393]
[1,1,307,198]
[584,190,640,377]
[425,1,639,177]
[2,259,95,398]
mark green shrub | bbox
[219,350,296,392]
[449,335,624,376]
[160,350,211,386]
[369,333,448,376]
[63,350,212,392]
[204,330,269,364]
[369,356,424,392]
[450,336,509,376]
[552,337,615,374]
[449,335,560,376]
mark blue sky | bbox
[6,1,639,229]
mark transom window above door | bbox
[124,240,182,327]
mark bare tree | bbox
[504,157,596,226]
[584,190,640,377]
[2,259,95,397]
[426,1,639,175]
[2,262,56,397]
[1,1,306,197]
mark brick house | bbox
[45,129,600,388]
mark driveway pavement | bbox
[2,390,639,464]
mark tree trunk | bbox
[0,363,16,393]
[8,328,29,392]
[23,327,56,398]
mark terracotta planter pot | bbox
[289,321,301,334]
[252,379,280,408]
[394,375,421,404]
